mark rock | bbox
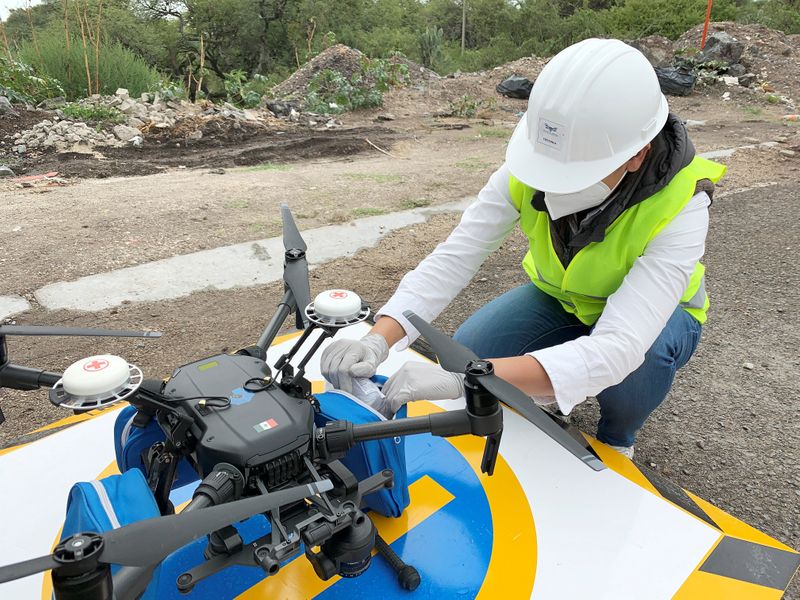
[127,117,145,128]
[113,124,141,142]
[743,362,755,370]
[130,135,143,148]
[726,63,747,77]
[0,96,17,115]
[698,31,744,65]
[115,88,129,98]
[263,99,295,116]
[722,75,739,86]
[696,440,705,450]
[779,150,796,157]
[0,166,15,177]
[722,91,731,101]
[738,73,757,88]
[118,99,136,114]
[140,93,151,103]
[629,35,674,68]
[208,168,226,175]
[36,96,66,110]
[188,129,203,141]
[376,113,396,121]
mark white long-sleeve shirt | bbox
[376,163,710,414]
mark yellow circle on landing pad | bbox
[409,400,537,598]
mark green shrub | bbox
[61,103,125,123]
[602,0,738,40]
[17,30,160,100]
[0,57,64,103]
[224,70,273,107]
[738,0,800,34]
[304,58,409,114]
[448,94,494,118]
[419,26,444,69]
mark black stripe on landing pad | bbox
[700,536,800,590]
[637,465,721,530]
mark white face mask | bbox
[543,173,626,220]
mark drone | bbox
[0,205,603,600]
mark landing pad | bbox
[0,323,797,599]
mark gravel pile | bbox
[11,119,125,153]
[10,88,332,155]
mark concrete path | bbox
[0,296,31,320]
[33,199,473,312]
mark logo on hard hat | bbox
[537,117,566,151]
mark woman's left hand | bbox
[382,361,465,414]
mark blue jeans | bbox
[453,284,702,447]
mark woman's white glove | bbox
[382,362,465,415]
[320,333,389,393]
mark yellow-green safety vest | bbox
[508,156,727,326]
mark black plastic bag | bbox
[496,76,533,99]
[655,67,696,97]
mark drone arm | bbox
[256,290,296,355]
[318,410,473,459]
[0,363,62,391]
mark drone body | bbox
[164,353,313,484]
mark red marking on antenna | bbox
[329,291,349,299]
[83,359,110,372]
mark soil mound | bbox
[676,22,800,99]
[272,44,433,102]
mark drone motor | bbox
[49,354,143,411]
[305,289,370,328]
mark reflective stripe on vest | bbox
[509,156,726,326]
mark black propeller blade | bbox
[0,554,59,585]
[403,310,605,471]
[0,326,161,338]
[281,203,311,329]
[0,480,332,584]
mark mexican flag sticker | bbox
[253,418,278,433]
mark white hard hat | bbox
[506,38,669,194]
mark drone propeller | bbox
[403,311,605,471]
[0,325,161,338]
[0,480,333,584]
[281,203,311,329]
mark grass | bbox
[352,207,388,217]
[477,127,509,138]
[402,198,431,210]
[742,106,763,116]
[241,163,290,172]
[766,94,780,104]
[455,157,491,171]
[61,103,126,124]
[343,173,404,184]
[224,199,250,209]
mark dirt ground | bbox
[1,23,800,596]
[1,181,798,595]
